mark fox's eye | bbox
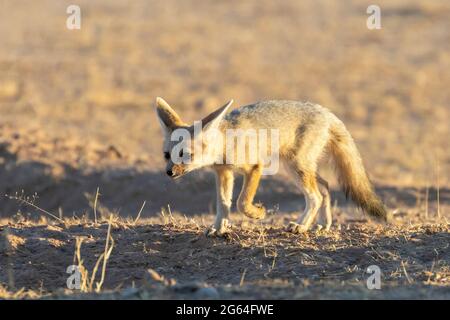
[164,152,170,160]
[179,150,183,158]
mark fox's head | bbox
[155,97,233,179]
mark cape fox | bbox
[155,97,387,236]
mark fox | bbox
[155,97,388,236]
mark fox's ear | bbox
[201,100,233,132]
[155,97,184,132]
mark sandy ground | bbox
[0,216,449,299]
[0,0,449,299]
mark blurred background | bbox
[0,0,448,219]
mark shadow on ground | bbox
[1,141,448,219]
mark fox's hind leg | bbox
[286,127,329,233]
[316,175,332,231]
[206,167,234,237]
[287,170,323,233]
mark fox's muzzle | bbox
[166,164,187,179]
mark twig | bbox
[96,214,114,292]
[426,260,436,284]
[401,261,413,284]
[239,268,247,287]
[93,187,100,224]
[75,237,89,291]
[436,158,440,219]
[5,193,63,223]
[167,204,174,222]
[133,201,146,224]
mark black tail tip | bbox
[366,200,389,223]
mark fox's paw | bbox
[204,225,230,238]
[287,222,309,234]
[314,224,331,232]
[204,226,219,237]
[241,203,266,220]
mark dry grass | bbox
[73,214,114,293]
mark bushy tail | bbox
[329,120,388,221]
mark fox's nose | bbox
[166,169,173,177]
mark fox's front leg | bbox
[237,164,266,219]
[206,167,234,236]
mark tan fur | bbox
[156,97,186,129]
[213,167,234,233]
[236,164,265,219]
[155,98,388,235]
[329,120,388,221]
